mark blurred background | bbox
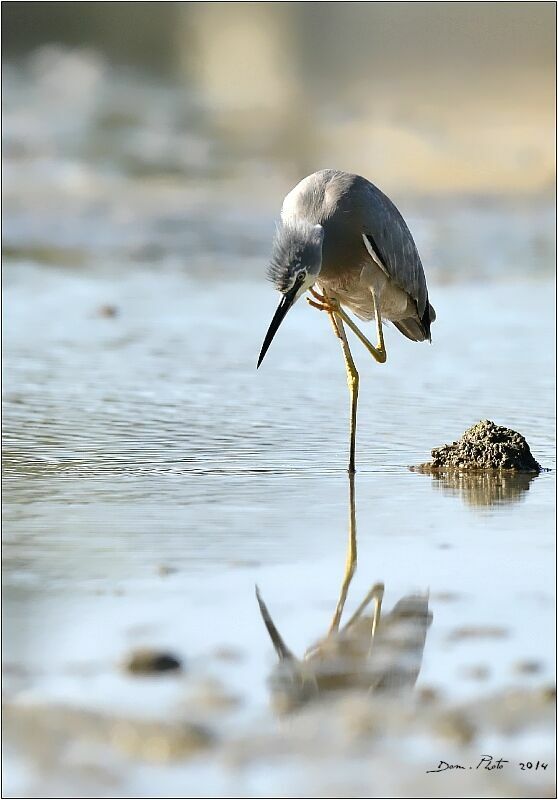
[3,3,556,187]
[2,1,555,277]
[3,3,556,798]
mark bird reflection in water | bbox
[426,470,537,507]
[256,475,432,712]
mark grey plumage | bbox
[279,169,436,341]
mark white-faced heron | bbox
[257,169,436,473]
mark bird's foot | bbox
[307,287,340,314]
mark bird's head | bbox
[257,221,324,367]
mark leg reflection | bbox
[256,472,431,712]
[328,472,357,634]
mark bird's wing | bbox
[359,180,429,318]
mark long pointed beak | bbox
[257,287,297,368]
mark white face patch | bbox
[285,267,306,294]
[281,267,312,304]
[294,270,315,302]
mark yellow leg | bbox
[309,286,387,364]
[335,315,359,474]
[308,288,360,473]
[328,472,357,633]
[341,583,385,634]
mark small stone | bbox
[124,648,182,675]
[96,304,118,318]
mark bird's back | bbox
[282,170,435,341]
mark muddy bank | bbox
[417,420,542,474]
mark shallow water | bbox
[2,53,556,798]
[3,259,555,795]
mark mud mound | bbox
[419,420,542,473]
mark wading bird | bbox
[257,169,435,472]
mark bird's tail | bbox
[394,302,436,342]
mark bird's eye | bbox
[298,271,306,284]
